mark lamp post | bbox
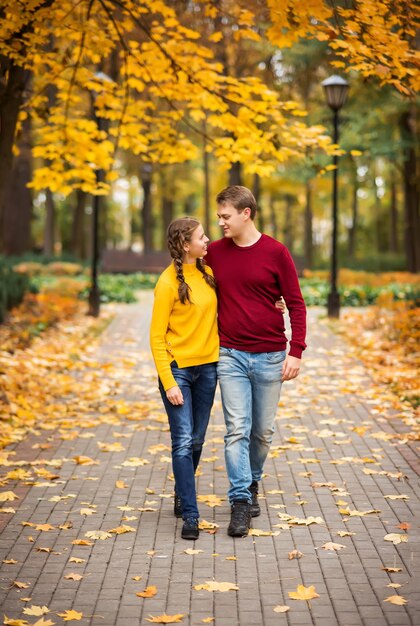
[87,72,112,317]
[321,75,349,318]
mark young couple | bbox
[150,185,306,540]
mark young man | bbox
[205,185,306,537]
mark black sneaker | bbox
[174,492,182,518]
[249,481,261,517]
[181,517,199,540]
[228,500,251,537]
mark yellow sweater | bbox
[150,262,219,390]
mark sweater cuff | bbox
[288,344,304,359]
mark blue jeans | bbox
[217,348,285,503]
[159,361,217,519]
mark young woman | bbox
[150,217,219,540]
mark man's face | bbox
[217,202,249,239]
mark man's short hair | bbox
[216,185,257,220]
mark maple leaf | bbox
[84,530,112,540]
[249,528,278,536]
[3,559,18,564]
[384,495,409,500]
[69,558,85,564]
[115,481,128,489]
[0,507,16,514]
[273,605,290,613]
[194,581,239,592]
[201,619,215,623]
[145,615,185,624]
[384,595,408,605]
[339,508,381,517]
[382,566,402,573]
[35,524,55,532]
[13,580,30,589]
[108,524,136,534]
[288,584,320,601]
[0,491,19,502]
[32,619,55,626]
[136,585,157,598]
[196,494,224,507]
[72,539,93,546]
[3,618,29,626]
[122,457,150,467]
[184,549,203,555]
[57,610,83,621]
[198,520,219,533]
[337,531,355,537]
[64,573,83,581]
[22,605,50,616]
[79,508,95,516]
[397,523,410,531]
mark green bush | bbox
[78,272,159,303]
[300,278,419,307]
[0,257,31,323]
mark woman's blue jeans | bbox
[217,347,285,503]
[159,361,217,520]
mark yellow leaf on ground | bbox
[35,524,55,532]
[384,595,408,605]
[337,531,355,537]
[69,558,85,564]
[198,520,219,533]
[249,528,278,536]
[0,507,16,514]
[225,556,236,561]
[384,495,409,500]
[146,615,185,624]
[73,456,99,465]
[64,573,83,581]
[384,534,408,544]
[197,494,224,507]
[108,525,136,534]
[72,539,93,546]
[136,585,157,598]
[184,549,203,555]
[80,508,95,516]
[194,581,239,592]
[320,542,346,551]
[3,617,29,625]
[382,567,402,573]
[0,491,19,502]
[121,457,150,467]
[115,481,128,489]
[339,508,381,517]
[13,581,30,589]
[22,605,49,616]
[288,584,320,601]
[84,530,112,540]
[32,619,55,626]
[273,605,290,613]
[201,619,214,623]
[3,559,17,564]
[57,610,83,621]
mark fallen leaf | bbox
[288,584,320,601]
[84,530,112,540]
[320,542,346,551]
[108,524,136,534]
[201,619,214,623]
[0,491,19,502]
[3,559,18,564]
[132,576,142,581]
[0,507,16,514]
[69,558,85,564]
[384,495,409,501]
[22,606,50,616]
[249,528,278,536]
[115,480,128,489]
[198,520,219,533]
[288,550,304,560]
[197,494,224,507]
[225,556,236,561]
[64,573,83,581]
[121,457,150,467]
[384,534,408,545]
[184,549,203,555]
[339,508,381,517]
[57,610,83,621]
[3,618,29,626]
[13,580,30,589]
[194,581,239,593]
[384,595,408,605]
[32,619,55,626]
[72,539,93,546]
[273,605,290,613]
[145,615,185,624]
[387,583,402,588]
[337,531,355,537]
[79,508,95,516]
[136,585,157,598]
[382,566,402,573]
[73,456,99,466]
[397,522,410,531]
[35,524,55,532]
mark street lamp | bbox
[321,74,349,318]
[88,72,113,317]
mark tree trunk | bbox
[389,169,399,254]
[400,107,419,272]
[203,119,211,237]
[3,114,32,255]
[161,167,174,247]
[141,164,153,253]
[269,196,278,240]
[253,173,264,231]
[43,189,55,255]
[284,195,294,253]
[0,62,28,252]
[228,161,242,186]
[71,189,87,259]
[348,158,359,260]
[304,181,313,268]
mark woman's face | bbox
[183,224,209,261]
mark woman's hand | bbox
[275,297,286,313]
[166,385,184,405]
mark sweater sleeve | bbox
[149,278,177,391]
[278,248,307,359]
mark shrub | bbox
[0,258,31,323]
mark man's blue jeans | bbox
[159,361,217,520]
[217,348,285,503]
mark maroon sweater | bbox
[205,234,306,358]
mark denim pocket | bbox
[266,350,286,363]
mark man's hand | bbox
[282,355,301,382]
[275,296,286,313]
[166,385,184,405]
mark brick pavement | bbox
[0,292,419,626]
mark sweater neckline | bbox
[231,233,264,250]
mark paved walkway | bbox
[0,293,419,626]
